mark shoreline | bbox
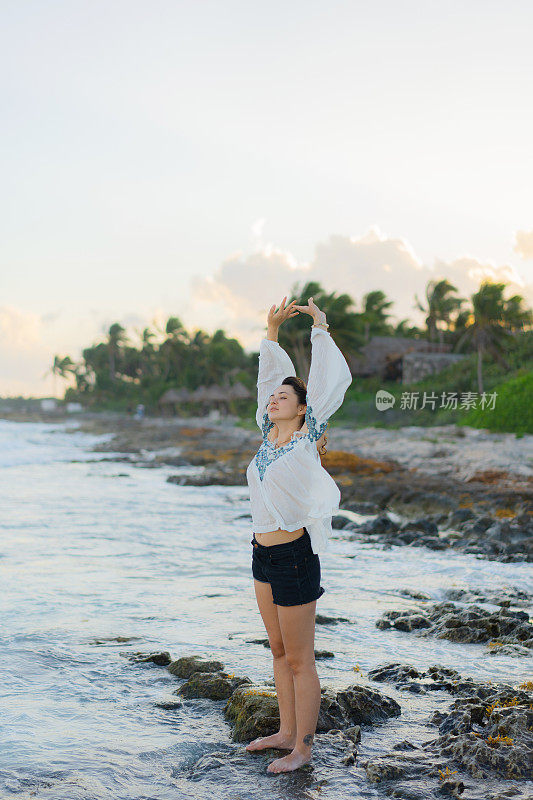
[3,410,532,561]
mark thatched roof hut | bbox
[227,381,252,399]
[159,380,253,416]
[159,387,193,404]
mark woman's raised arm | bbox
[255,297,299,436]
[255,338,296,434]
[303,326,352,441]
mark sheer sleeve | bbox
[304,327,352,441]
[255,338,296,436]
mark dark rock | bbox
[368,662,465,695]
[400,519,439,536]
[424,681,533,779]
[167,468,246,487]
[168,655,225,678]
[365,751,436,783]
[446,508,475,527]
[316,613,351,625]
[336,684,402,725]
[128,651,172,666]
[376,602,533,651]
[224,683,283,741]
[176,669,251,700]
[356,514,401,536]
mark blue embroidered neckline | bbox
[254,404,328,481]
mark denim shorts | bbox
[250,527,325,607]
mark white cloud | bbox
[188,225,533,345]
[513,229,533,260]
[3,227,532,397]
[0,306,51,396]
[0,306,42,349]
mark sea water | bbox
[0,419,531,799]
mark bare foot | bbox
[267,748,312,773]
[245,732,296,752]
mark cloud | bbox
[0,306,42,349]
[188,225,533,345]
[513,229,533,260]
[0,306,51,396]
[0,304,155,397]
[4,227,532,396]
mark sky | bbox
[1,0,533,397]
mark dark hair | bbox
[281,375,329,455]
[281,376,307,429]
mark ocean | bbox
[1,418,531,799]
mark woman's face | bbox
[267,385,306,424]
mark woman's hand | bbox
[267,296,300,329]
[293,296,327,326]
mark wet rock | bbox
[90,635,143,644]
[224,683,282,741]
[315,650,335,660]
[168,655,225,678]
[320,728,359,766]
[376,602,533,652]
[365,750,436,783]
[353,514,401,536]
[393,740,421,751]
[127,651,172,666]
[336,684,402,725]
[377,610,432,632]
[447,508,475,526]
[176,669,251,700]
[167,467,246,486]
[341,500,381,515]
[316,687,351,731]
[224,680,400,743]
[341,512,452,552]
[437,779,466,797]
[154,699,183,709]
[368,663,471,695]
[344,724,362,744]
[455,515,533,563]
[425,681,533,779]
[444,586,532,608]
[399,589,432,601]
[400,518,439,536]
[316,613,351,625]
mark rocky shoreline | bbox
[47,411,533,564]
[7,410,531,795]
[121,648,533,797]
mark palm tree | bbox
[361,290,394,342]
[42,355,76,397]
[135,326,158,380]
[107,323,128,382]
[415,279,464,344]
[455,281,533,393]
[158,316,191,382]
[394,318,422,338]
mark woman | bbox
[245,295,353,773]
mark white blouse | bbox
[246,326,353,554]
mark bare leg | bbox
[267,599,319,773]
[245,579,296,751]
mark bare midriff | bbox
[254,527,305,546]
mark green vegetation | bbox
[49,277,532,433]
[461,372,533,435]
[335,330,533,432]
